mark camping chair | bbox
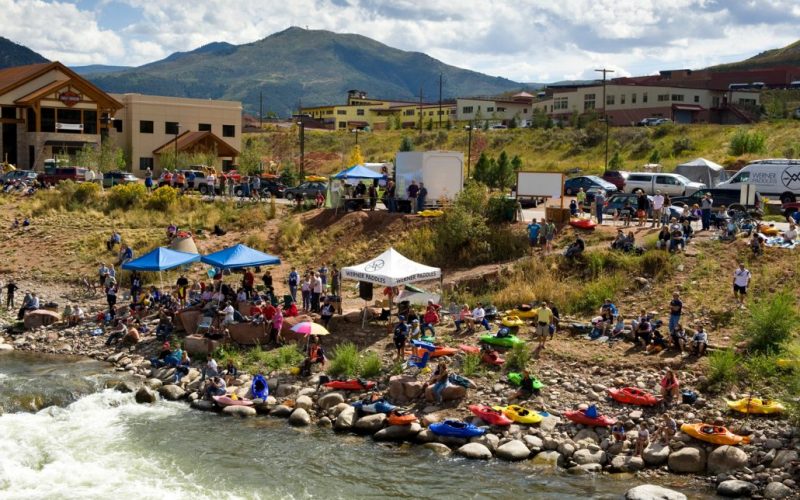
[196,315,213,336]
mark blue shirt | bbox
[288,271,299,286]
[527,223,541,240]
[792,212,800,224]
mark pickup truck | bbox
[38,167,89,186]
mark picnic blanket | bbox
[764,235,798,250]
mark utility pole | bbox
[466,121,474,178]
[259,91,263,128]
[595,68,614,172]
[438,72,443,129]
[298,120,305,178]
[418,85,423,135]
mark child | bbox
[611,420,626,442]
[635,422,650,457]
[393,317,408,361]
[569,199,578,216]
[655,413,677,444]
[692,326,708,356]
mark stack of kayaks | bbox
[726,397,785,415]
[501,316,525,328]
[429,419,485,438]
[608,387,661,406]
[469,404,512,426]
[504,305,536,319]
[680,423,751,445]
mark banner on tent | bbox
[342,268,439,284]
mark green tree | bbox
[531,108,548,129]
[608,151,624,170]
[392,114,402,130]
[74,141,125,173]
[280,162,299,186]
[648,149,662,165]
[399,136,414,152]
[239,136,266,174]
[426,118,433,131]
[494,151,514,191]
[511,154,523,173]
[472,152,491,183]
[509,113,520,129]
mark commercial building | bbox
[455,92,534,124]
[109,93,241,173]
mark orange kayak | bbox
[680,423,751,445]
[408,346,457,358]
[387,412,418,426]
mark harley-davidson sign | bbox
[59,91,80,107]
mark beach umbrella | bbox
[290,321,330,337]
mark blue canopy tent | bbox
[332,164,386,180]
[121,247,201,290]
[201,244,280,270]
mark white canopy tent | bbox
[675,158,728,187]
[342,247,441,327]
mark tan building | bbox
[109,93,241,173]
[455,92,534,124]
[0,61,122,169]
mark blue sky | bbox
[2,0,799,82]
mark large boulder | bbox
[354,413,387,434]
[190,400,216,412]
[456,443,493,460]
[424,384,466,402]
[642,443,671,466]
[573,428,600,444]
[707,445,748,475]
[573,448,606,465]
[158,384,186,401]
[770,450,798,468]
[470,433,500,452]
[609,455,645,472]
[270,404,293,418]
[423,443,451,455]
[668,446,706,473]
[495,440,530,461]
[717,480,758,497]
[763,481,793,499]
[134,386,158,404]
[335,406,357,431]
[318,392,345,410]
[387,375,425,404]
[625,485,687,500]
[288,408,311,426]
[373,423,421,442]
[221,405,256,417]
[23,309,60,330]
[531,450,564,467]
[294,395,313,411]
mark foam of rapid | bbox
[0,390,270,500]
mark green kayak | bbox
[420,336,436,343]
[479,334,525,348]
[508,372,545,389]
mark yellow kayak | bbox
[418,209,444,217]
[726,398,785,415]
[493,404,543,425]
[501,315,525,328]
[504,306,537,319]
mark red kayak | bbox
[565,409,615,427]
[213,395,254,407]
[460,344,480,354]
[481,351,505,366]
[469,404,512,426]
[608,387,661,406]
[430,346,458,358]
[323,379,376,391]
[569,218,597,230]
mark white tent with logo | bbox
[675,158,729,187]
[342,247,441,327]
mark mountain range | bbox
[0,36,48,69]
[709,39,800,71]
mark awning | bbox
[672,104,705,111]
[333,164,386,179]
[122,247,200,272]
[201,244,280,270]
[341,247,440,287]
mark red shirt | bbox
[249,305,262,316]
[244,271,255,286]
[262,304,276,320]
[285,303,298,317]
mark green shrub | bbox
[462,353,481,376]
[651,122,675,139]
[360,351,383,378]
[73,182,101,205]
[672,137,693,156]
[107,183,147,210]
[278,217,305,250]
[706,350,742,389]
[328,342,361,378]
[744,291,798,354]
[506,343,531,371]
[147,185,178,211]
[729,129,767,155]
[567,273,624,314]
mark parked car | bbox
[178,169,207,190]
[102,171,139,188]
[284,181,327,200]
[715,159,800,203]
[638,117,672,126]
[564,175,617,197]
[2,170,38,184]
[603,192,684,219]
[601,170,628,191]
[624,172,705,196]
[38,167,89,186]
[672,188,763,215]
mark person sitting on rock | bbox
[173,351,191,384]
[611,421,626,442]
[563,235,585,259]
[646,329,667,354]
[427,361,450,404]
[634,315,652,348]
[654,413,677,445]
[659,368,681,403]
[635,421,650,457]
[670,323,687,352]
[150,342,172,368]
[691,326,708,356]
[105,319,128,346]
[608,315,626,343]
[421,301,440,337]
[511,370,538,401]
[204,376,227,399]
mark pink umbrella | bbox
[290,321,330,336]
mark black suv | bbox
[672,188,763,215]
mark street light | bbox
[595,68,614,172]
[465,121,474,178]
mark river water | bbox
[0,352,705,499]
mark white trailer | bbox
[395,151,464,207]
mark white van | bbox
[715,159,800,203]
[623,172,706,196]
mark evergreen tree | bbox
[494,151,514,190]
[399,136,414,152]
[609,151,624,170]
[648,149,662,165]
[473,153,491,183]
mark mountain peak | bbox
[708,38,800,71]
[0,36,49,69]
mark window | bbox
[631,93,637,104]
[554,97,568,110]
[497,107,505,112]
[41,108,56,132]
[487,107,494,112]
[656,175,678,185]
[165,121,179,135]
[27,109,35,132]
[712,96,721,108]
[338,122,347,129]
[403,109,415,116]
[113,119,123,133]
[523,108,527,113]
[356,109,364,116]
[657,94,670,102]
[222,124,235,137]
[584,93,596,111]
[138,157,153,171]
[628,174,651,182]
[222,159,233,169]
[642,92,648,103]
[198,123,211,132]
[326,110,334,115]
[606,94,615,105]
[462,106,474,114]
[139,120,154,134]
[337,110,346,115]
[83,110,97,134]
[620,94,626,105]
[729,171,749,183]
[738,98,757,106]
[671,94,684,102]
[693,95,700,103]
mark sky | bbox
[1,0,799,82]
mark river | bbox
[0,351,706,499]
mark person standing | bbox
[636,191,649,227]
[5,281,18,309]
[542,219,556,255]
[287,267,299,303]
[330,264,340,297]
[535,301,553,351]
[385,180,396,213]
[407,180,420,214]
[368,182,377,211]
[668,292,683,334]
[594,191,606,224]
[576,187,586,213]
[651,190,664,228]
[311,272,323,312]
[318,263,329,291]
[417,182,427,212]
[700,192,713,231]
[526,218,541,254]
[206,172,216,199]
[733,263,751,307]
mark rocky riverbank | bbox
[2,322,798,499]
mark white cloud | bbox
[2,0,799,82]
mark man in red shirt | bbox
[242,268,255,298]
[262,302,277,321]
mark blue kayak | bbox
[351,398,397,414]
[429,419,485,438]
[251,374,269,400]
